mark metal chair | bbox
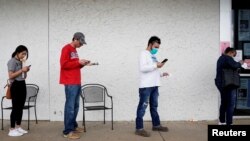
[81,84,113,132]
[1,84,39,130]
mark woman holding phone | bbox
[7,45,30,137]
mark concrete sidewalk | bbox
[0,119,249,141]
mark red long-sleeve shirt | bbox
[59,44,82,85]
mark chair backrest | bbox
[26,84,39,102]
[81,84,106,103]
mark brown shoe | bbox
[152,125,169,132]
[63,132,80,139]
[135,129,150,137]
[74,127,84,133]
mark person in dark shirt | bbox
[215,47,243,125]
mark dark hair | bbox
[11,45,29,59]
[148,36,161,46]
[224,47,236,54]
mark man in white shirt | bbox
[135,36,169,137]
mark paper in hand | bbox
[242,63,248,69]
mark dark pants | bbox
[63,85,81,135]
[10,80,26,128]
[215,81,236,125]
[136,86,161,129]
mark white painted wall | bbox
[0,0,49,120]
[220,0,232,44]
[1,0,220,121]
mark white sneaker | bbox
[218,122,226,125]
[16,127,28,134]
[8,129,23,137]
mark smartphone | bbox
[28,65,31,67]
[161,58,168,63]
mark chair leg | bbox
[83,110,86,132]
[82,108,84,126]
[28,108,30,130]
[34,106,38,124]
[112,108,113,130]
[104,109,105,124]
[1,108,3,130]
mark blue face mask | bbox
[150,48,158,55]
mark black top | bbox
[215,54,242,86]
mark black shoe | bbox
[152,125,169,132]
[135,129,150,137]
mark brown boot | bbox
[152,125,169,132]
[74,127,84,133]
[135,129,150,137]
[63,132,80,139]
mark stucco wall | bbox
[0,0,49,120]
[0,0,220,121]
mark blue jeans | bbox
[136,87,160,129]
[216,82,236,125]
[63,85,81,134]
[220,88,236,125]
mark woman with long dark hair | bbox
[7,45,31,137]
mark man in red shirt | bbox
[60,32,90,139]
